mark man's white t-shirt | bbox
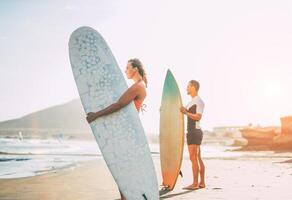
[186,96,205,129]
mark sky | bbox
[1,0,292,132]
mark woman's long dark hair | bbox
[128,58,148,87]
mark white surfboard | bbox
[69,26,159,200]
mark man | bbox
[180,80,206,190]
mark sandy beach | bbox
[1,151,292,200]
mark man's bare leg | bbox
[198,146,206,188]
[183,144,200,190]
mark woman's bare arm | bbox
[86,84,141,123]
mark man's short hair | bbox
[189,80,200,91]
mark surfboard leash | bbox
[142,193,148,200]
[179,170,183,178]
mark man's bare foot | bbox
[199,183,206,188]
[182,184,200,190]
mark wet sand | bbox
[1,153,292,200]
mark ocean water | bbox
[0,138,100,179]
[1,138,287,179]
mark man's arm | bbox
[180,106,202,121]
[185,112,202,121]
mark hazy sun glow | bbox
[1,0,292,131]
[259,69,288,104]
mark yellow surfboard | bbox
[159,69,184,190]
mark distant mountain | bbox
[0,99,90,131]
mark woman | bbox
[86,58,147,200]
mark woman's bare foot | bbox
[182,184,200,190]
[199,182,206,188]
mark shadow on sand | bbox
[160,190,194,199]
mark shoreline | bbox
[1,145,292,180]
[1,153,292,200]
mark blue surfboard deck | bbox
[69,26,159,200]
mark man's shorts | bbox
[187,129,203,145]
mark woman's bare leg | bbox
[119,189,126,200]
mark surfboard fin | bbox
[179,170,183,178]
[142,193,148,200]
